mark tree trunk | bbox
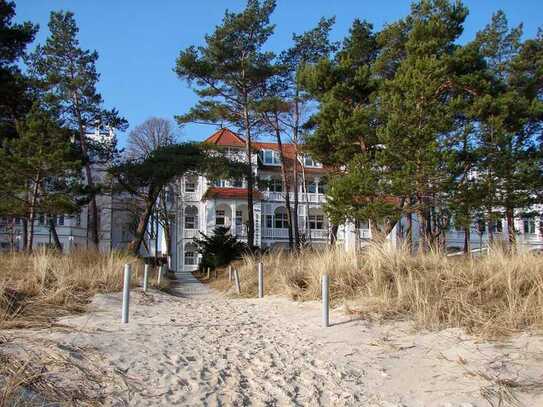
[74,95,99,249]
[243,107,255,251]
[48,217,62,251]
[128,192,159,256]
[406,212,413,253]
[330,224,338,246]
[26,176,40,252]
[506,207,516,247]
[273,123,294,250]
[463,226,470,254]
[22,218,28,251]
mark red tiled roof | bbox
[203,187,263,201]
[204,128,328,174]
[204,128,246,147]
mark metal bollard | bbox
[234,269,241,295]
[258,262,264,298]
[143,264,149,292]
[322,274,329,327]
[122,264,131,323]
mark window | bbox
[303,155,322,168]
[307,181,317,194]
[262,150,281,165]
[185,250,196,265]
[309,214,325,230]
[317,182,326,194]
[38,214,45,225]
[235,210,243,226]
[213,179,227,187]
[231,179,243,188]
[75,213,81,226]
[274,212,288,229]
[524,218,536,234]
[185,179,196,192]
[266,215,273,228]
[57,215,64,226]
[185,207,198,229]
[215,209,225,226]
[269,179,283,192]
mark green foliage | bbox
[0,0,38,139]
[0,105,83,217]
[194,226,248,271]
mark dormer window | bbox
[303,155,322,168]
[262,150,281,165]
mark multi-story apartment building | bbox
[170,128,333,271]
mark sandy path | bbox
[3,272,542,406]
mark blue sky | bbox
[14,0,542,147]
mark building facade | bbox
[2,127,542,270]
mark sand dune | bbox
[2,272,542,406]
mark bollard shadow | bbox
[330,317,364,327]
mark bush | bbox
[194,226,248,271]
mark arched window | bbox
[184,206,198,229]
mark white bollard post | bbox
[258,262,264,298]
[234,269,241,295]
[206,267,210,280]
[322,274,329,327]
[228,265,232,282]
[143,264,149,292]
[122,264,131,324]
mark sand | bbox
[1,271,542,406]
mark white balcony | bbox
[261,191,326,203]
[262,228,329,241]
[181,192,200,202]
[183,229,200,239]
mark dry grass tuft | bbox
[214,243,543,337]
[0,248,146,329]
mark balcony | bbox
[183,229,200,239]
[261,191,326,203]
[262,228,329,240]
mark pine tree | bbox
[28,11,127,249]
[0,0,37,140]
[0,105,82,251]
[471,11,543,246]
[110,143,246,255]
[175,0,277,251]
[257,17,336,249]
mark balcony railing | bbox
[262,228,329,240]
[262,191,326,203]
[183,229,200,239]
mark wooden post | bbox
[143,264,149,292]
[322,274,329,327]
[258,262,264,298]
[214,268,218,279]
[206,267,210,279]
[228,265,232,282]
[122,264,131,324]
[234,269,241,295]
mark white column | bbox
[230,201,237,234]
